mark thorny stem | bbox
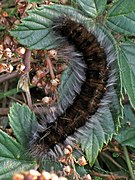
[46,56,59,101]
[101,152,125,170]
[0,108,9,116]
[123,146,135,180]
[92,171,128,179]
[0,71,20,84]
[23,49,32,108]
[24,50,31,73]
[8,96,24,104]
[46,56,55,79]
[2,81,8,108]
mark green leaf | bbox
[79,106,115,166]
[0,24,6,38]
[118,43,135,108]
[0,131,36,179]
[77,0,107,17]
[10,5,93,49]
[0,24,6,31]
[8,103,38,147]
[106,0,135,35]
[123,105,135,127]
[75,165,87,177]
[115,104,135,148]
[115,127,135,147]
[10,6,59,49]
[41,159,62,171]
[0,88,21,100]
[28,0,43,2]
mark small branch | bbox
[8,96,24,104]
[2,81,8,108]
[0,108,9,116]
[46,56,55,79]
[24,50,31,73]
[123,146,135,180]
[92,171,128,180]
[25,80,32,108]
[23,49,32,108]
[101,152,125,170]
[0,71,20,84]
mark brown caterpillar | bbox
[29,16,116,159]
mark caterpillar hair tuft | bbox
[28,16,116,160]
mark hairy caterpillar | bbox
[29,16,116,159]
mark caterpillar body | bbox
[29,16,116,159]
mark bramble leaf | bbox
[77,0,107,17]
[118,43,135,108]
[10,5,92,50]
[0,131,36,179]
[78,106,115,166]
[115,104,135,148]
[9,103,38,147]
[106,0,135,35]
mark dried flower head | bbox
[13,173,24,180]
[16,47,26,55]
[63,166,72,175]
[4,48,13,58]
[16,63,25,73]
[48,49,57,58]
[84,174,92,180]
[51,78,60,87]
[78,156,87,166]
[42,171,51,179]
[64,145,73,155]
[42,96,52,104]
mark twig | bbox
[23,49,32,108]
[8,96,24,104]
[0,71,20,84]
[92,171,128,180]
[2,81,8,108]
[22,92,27,104]
[46,56,55,79]
[0,108,9,116]
[101,152,125,170]
[123,146,135,180]
[24,50,31,73]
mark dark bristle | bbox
[29,16,115,159]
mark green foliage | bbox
[106,0,135,35]
[0,0,134,178]
[80,106,115,166]
[10,5,90,49]
[0,24,6,31]
[76,0,107,17]
[115,104,135,147]
[0,127,36,179]
[118,43,135,108]
[0,24,6,38]
[0,103,62,179]
[8,103,38,146]
[28,0,44,2]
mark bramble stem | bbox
[46,57,55,79]
[123,146,135,180]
